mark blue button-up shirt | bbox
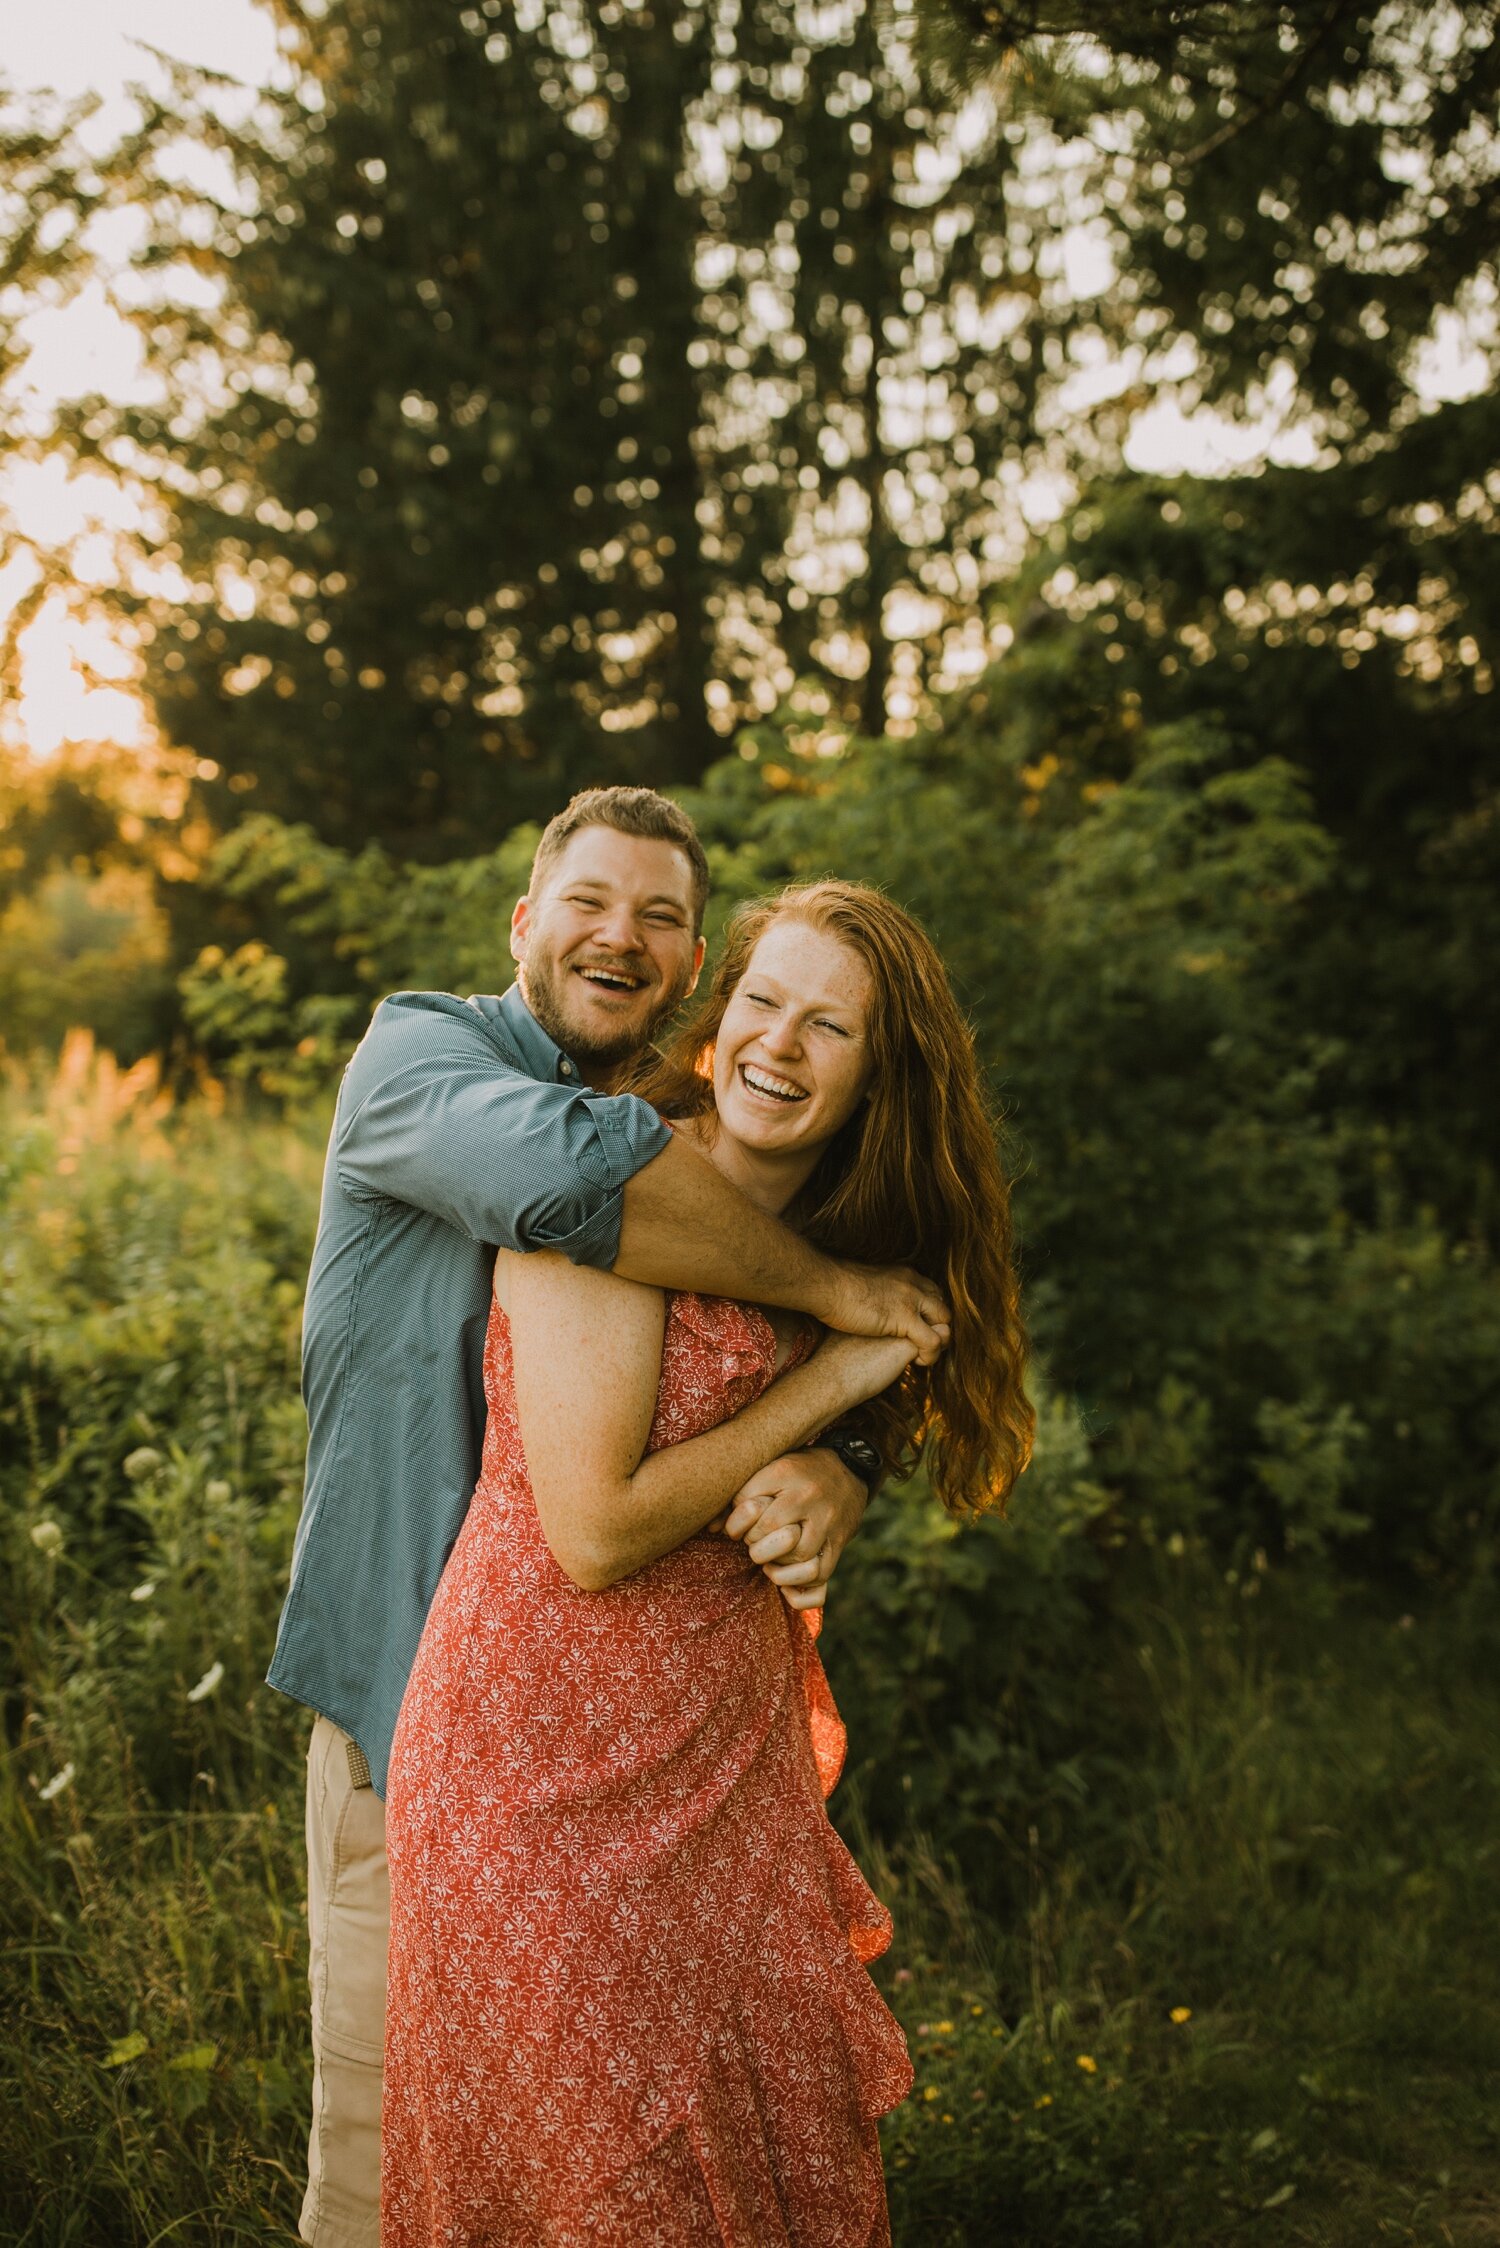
[266,983,672,1794]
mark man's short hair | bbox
[529,787,710,932]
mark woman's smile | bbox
[737,1061,810,1105]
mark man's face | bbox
[510,827,705,1074]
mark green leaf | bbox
[104,2031,149,2068]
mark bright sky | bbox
[1,2,1491,759]
[7,0,277,112]
[3,0,277,755]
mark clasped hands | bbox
[707,1446,870,1613]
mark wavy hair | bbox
[632,881,1034,1517]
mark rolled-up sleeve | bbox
[335,1025,670,1265]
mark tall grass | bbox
[1,1045,1493,2245]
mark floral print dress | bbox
[381,1290,912,2246]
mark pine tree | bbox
[65,0,1112,851]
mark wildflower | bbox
[941,2113,953,2124]
[1170,2006,1192,2025]
[186,1661,225,1704]
[922,2086,939,2103]
[1076,2054,1098,2074]
[130,1582,156,1602]
[1033,2093,1053,2109]
[893,1968,912,1985]
[935,2020,954,2035]
[970,2004,984,2017]
[30,1520,64,1556]
[39,1763,75,1802]
[123,1447,162,1482]
[205,1479,231,1504]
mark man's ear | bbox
[685,933,706,997]
[509,896,530,967]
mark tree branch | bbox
[1176,0,1358,168]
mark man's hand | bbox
[717,1448,871,1613]
[823,1263,950,1367]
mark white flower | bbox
[30,1521,64,1556]
[129,1581,157,1602]
[186,1661,224,1704]
[205,1479,231,1505]
[39,1763,75,1802]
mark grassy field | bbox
[1,1049,1495,2244]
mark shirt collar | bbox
[499,981,583,1085]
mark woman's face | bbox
[712,919,874,1161]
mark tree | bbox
[42,0,1128,859]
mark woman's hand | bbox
[813,1327,920,1413]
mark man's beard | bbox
[521,949,695,1074]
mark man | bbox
[268,785,949,2248]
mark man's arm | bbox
[334,1002,670,1259]
[615,1131,950,1362]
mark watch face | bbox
[837,1437,882,1478]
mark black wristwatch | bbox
[817,1428,884,1494]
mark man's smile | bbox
[573,963,650,995]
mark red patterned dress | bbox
[381,1290,912,2246]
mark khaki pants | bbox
[300,1715,389,2248]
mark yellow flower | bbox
[1034,2093,1053,2109]
[923,2086,939,2102]
[935,2020,954,2034]
[1076,2054,1098,2074]
[970,2004,985,2017]
[1170,2006,1193,2025]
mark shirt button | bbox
[559,1061,574,1078]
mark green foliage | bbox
[1010,467,1500,1237]
[869,1570,1500,2245]
[0,1051,318,1804]
[0,1058,322,2237]
[823,1391,1116,1847]
[0,865,172,1064]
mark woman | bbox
[382,882,1033,2246]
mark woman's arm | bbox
[500,1250,913,1592]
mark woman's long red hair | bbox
[632,882,1034,1517]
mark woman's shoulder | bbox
[492,1244,665,1326]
